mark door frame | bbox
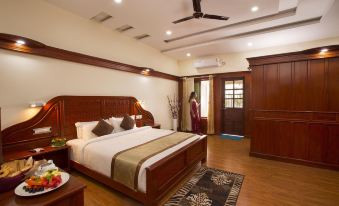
[221,77,246,135]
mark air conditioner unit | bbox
[193,58,225,69]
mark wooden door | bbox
[222,79,244,135]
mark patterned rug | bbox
[165,167,244,206]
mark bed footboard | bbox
[70,136,207,206]
[145,136,207,205]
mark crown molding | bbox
[247,45,339,67]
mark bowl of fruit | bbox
[14,169,69,196]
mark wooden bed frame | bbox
[1,96,207,206]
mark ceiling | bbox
[46,0,339,60]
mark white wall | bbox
[178,36,339,76]
[0,0,178,129]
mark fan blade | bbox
[173,16,195,24]
[203,14,229,21]
[192,0,202,12]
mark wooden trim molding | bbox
[247,45,339,67]
[0,33,179,81]
[181,71,251,79]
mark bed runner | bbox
[111,132,196,191]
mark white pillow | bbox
[109,116,136,133]
[75,121,97,139]
[81,123,100,140]
[75,120,111,139]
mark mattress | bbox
[67,126,202,193]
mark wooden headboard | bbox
[1,96,154,153]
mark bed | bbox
[1,96,207,205]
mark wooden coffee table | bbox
[0,174,86,206]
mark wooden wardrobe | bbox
[247,45,339,170]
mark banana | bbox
[9,171,21,177]
[18,159,25,171]
[0,167,10,178]
[0,157,34,178]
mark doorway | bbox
[222,78,244,135]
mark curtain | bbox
[181,78,194,131]
[207,75,215,134]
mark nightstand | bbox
[152,123,161,129]
[4,145,70,171]
[143,123,161,129]
[150,123,161,129]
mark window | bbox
[225,80,243,108]
[194,80,210,117]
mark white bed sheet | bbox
[67,126,202,193]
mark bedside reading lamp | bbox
[29,101,46,108]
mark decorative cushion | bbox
[92,119,114,137]
[109,116,136,133]
[120,114,135,130]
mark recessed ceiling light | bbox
[320,48,328,53]
[166,30,172,36]
[114,0,122,4]
[16,40,26,45]
[186,53,191,57]
[251,6,259,12]
[247,42,253,47]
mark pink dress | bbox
[190,99,201,134]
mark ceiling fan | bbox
[173,0,229,24]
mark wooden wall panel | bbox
[269,121,280,156]
[308,59,327,111]
[326,125,339,164]
[292,122,309,160]
[293,61,308,111]
[248,47,339,170]
[251,120,266,153]
[328,58,339,111]
[308,123,328,162]
[279,121,294,158]
[251,66,264,109]
[264,64,279,110]
[278,63,293,110]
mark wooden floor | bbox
[71,136,339,206]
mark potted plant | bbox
[51,138,66,147]
[167,95,180,131]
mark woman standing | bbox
[189,92,201,134]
